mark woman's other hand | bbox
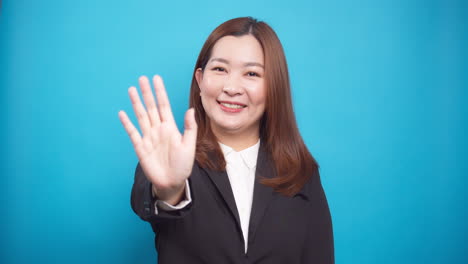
[118,75,197,205]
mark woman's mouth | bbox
[217,100,246,113]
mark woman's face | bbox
[195,35,266,138]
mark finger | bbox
[128,86,151,136]
[153,75,176,124]
[118,110,142,148]
[138,76,161,127]
[182,108,198,149]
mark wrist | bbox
[152,183,186,206]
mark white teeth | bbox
[221,102,244,109]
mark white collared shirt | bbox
[219,140,260,253]
[153,140,260,253]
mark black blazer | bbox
[131,143,334,263]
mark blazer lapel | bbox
[247,143,276,246]
[203,167,242,232]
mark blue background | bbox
[1,0,467,263]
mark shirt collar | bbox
[219,139,261,169]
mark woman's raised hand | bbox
[118,75,197,204]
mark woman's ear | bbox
[195,68,203,88]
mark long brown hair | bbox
[189,17,319,197]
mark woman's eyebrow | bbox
[210,57,229,64]
[210,57,264,68]
[244,62,264,69]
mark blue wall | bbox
[1,0,466,263]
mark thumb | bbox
[182,108,198,148]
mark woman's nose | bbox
[222,76,244,96]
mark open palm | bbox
[118,75,197,201]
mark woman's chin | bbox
[211,121,244,134]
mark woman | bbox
[119,17,334,263]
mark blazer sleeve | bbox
[301,169,335,263]
[130,162,194,223]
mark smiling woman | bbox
[119,17,334,264]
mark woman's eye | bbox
[247,72,259,77]
[213,67,225,72]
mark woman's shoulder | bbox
[295,167,326,202]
